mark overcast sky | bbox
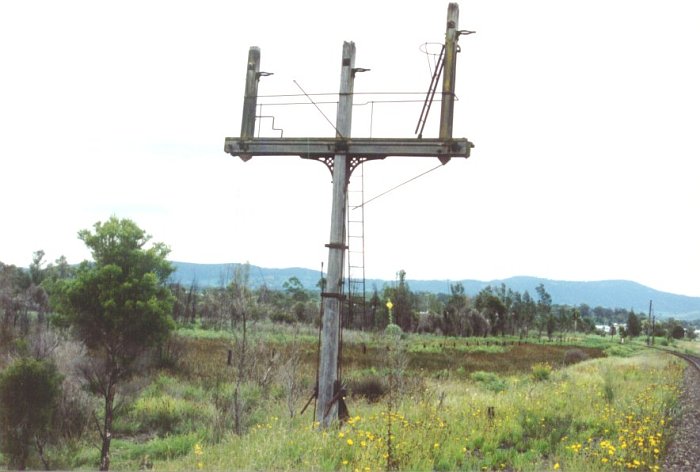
[1,0,698,297]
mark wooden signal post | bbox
[225,3,474,428]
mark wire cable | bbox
[256,91,430,98]
[352,163,444,209]
[293,80,344,139]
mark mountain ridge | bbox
[169,262,700,320]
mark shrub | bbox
[530,362,552,381]
[563,348,589,365]
[348,376,388,402]
[384,323,402,337]
[470,371,507,393]
[270,311,297,324]
[0,358,63,470]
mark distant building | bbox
[595,324,610,334]
[595,323,626,334]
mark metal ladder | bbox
[346,162,367,329]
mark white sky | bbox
[1,0,698,297]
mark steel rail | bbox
[650,345,700,373]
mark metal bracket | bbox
[325,242,348,250]
[321,292,346,300]
[324,380,349,421]
[308,155,387,178]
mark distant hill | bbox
[170,262,700,320]
[169,262,324,291]
[407,276,700,320]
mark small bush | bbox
[563,348,589,365]
[470,371,507,393]
[270,311,297,324]
[530,362,552,381]
[0,358,63,470]
[348,376,388,402]
[384,323,402,337]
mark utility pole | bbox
[438,3,459,164]
[316,41,355,427]
[224,3,474,428]
[647,299,653,345]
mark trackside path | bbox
[664,352,700,471]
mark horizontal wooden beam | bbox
[224,137,474,162]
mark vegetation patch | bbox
[2,225,695,471]
[469,370,507,393]
[347,375,388,402]
[563,348,590,365]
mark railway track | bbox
[668,350,700,373]
[651,345,700,471]
[650,345,700,373]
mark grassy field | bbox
[26,326,689,471]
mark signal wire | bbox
[351,163,443,210]
[293,80,344,139]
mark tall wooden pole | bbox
[647,299,652,345]
[316,41,356,428]
[240,47,261,162]
[649,300,655,346]
[438,3,459,164]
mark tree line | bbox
[166,266,696,341]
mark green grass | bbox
[150,350,681,471]
[12,330,684,471]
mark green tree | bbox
[53,217,174,471]
[626,312,642,337]
[29,250,47,286]
[383,270,415,332]
[443,282,468,336]
[535,283,554,339]
[369,288,381,329]
[0,358,62,470]
[571,308,581,334]
[670,323,685,339]
[474,287,506,336]
[521,291,537,336]
[283,276,309,303]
